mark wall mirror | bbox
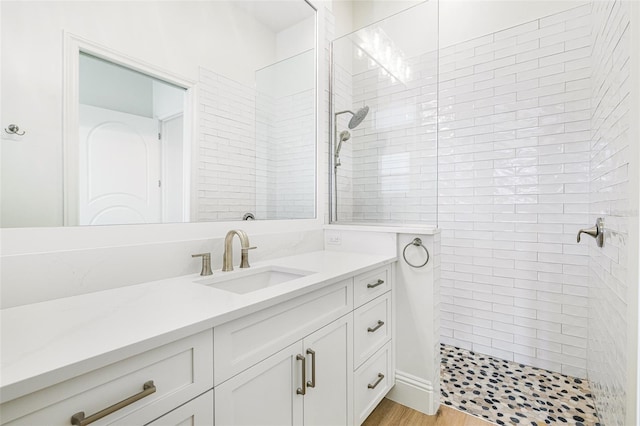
[0,0,317,228]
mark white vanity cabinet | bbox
[147,391,214,426]
[214,315,352,426]
[352,267,394,425]
[214,264,394,426]
[0,330,214,426]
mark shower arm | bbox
[334,110,355,118]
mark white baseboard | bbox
[386,370,439,415]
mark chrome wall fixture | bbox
[577,217,605,248]
[4,124,25,136]
[333,106,370,220]
[402,238,430,268]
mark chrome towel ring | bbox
[402,238,429,268]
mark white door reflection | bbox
[77,53,187,225]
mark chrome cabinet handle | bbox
[367,320,385,333]
[71,381,156,426]
[577,217,604,248]
[367,279,385,289]
[306,348,316,388]
[296,354,306,395]
[367,373,385,389]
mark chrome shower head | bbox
[336,130,351,159]
[348,106,369,129]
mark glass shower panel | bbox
[330,1,438,225]
[255,49,316,220]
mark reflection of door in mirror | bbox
[79,105,160,225]
[76,53,187,226]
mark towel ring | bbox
[402,238,429,268]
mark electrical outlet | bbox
[327,231,342,245]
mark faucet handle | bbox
[239,246,257,269]
[192,253,213,276]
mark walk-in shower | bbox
[329,0,636,424]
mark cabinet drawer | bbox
[354,266,390,308]
[147,390,213,426]
[354,341,393,426]
[1,330,213,426]
[214,279,353,385]
[354,293,391,369]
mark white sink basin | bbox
[195,265,314,294]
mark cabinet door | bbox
[214,342,304,426]
[303,315,353,426]
[146,390,213,426]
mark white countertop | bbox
[0,250,395,404]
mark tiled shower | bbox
[198,52,315,221]
[331,1,632,424]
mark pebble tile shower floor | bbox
[440,344,601,426]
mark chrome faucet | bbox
[222,229,256,271]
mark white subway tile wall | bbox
[438,4,593,378]
[588,1,631,424]
[199,69,257,221]
[198,67,315,221]
[333,50,438,223]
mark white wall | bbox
[79,54,154,118]
[276,16,316,60]
[588,1,634,423]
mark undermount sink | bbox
[195,265,315,294]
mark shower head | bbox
[335,130,351,159]
[348,106,369,129]
[335,105,370,130]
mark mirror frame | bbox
[62,32,199,226]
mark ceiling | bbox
[233,0,315,33]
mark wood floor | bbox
[362,398,494,426]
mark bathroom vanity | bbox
[0,251,395,426]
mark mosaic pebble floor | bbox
[440,344,601,426]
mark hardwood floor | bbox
[362,398,494,426]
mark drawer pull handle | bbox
[306,348,316,388]
[367,279,385,289]
[367,320,385,333]
[70,380,156,426]
[296,354,306,395]
[368,373,385,389]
